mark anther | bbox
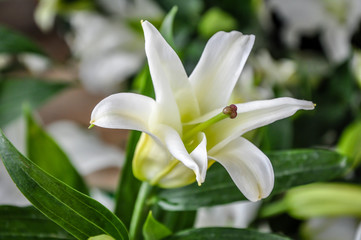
[222,104,238,119]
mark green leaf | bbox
[131,65,155,99]
[88,235,115,240]
[157,0,203,27]
[164,228,291,240]
[268,149,348,194]
[160,6,178,48]
[0,130,129,240]
[156,149,349,211]
[143,212,172,240]
[0,26,45,55]
[0,78,68,127]
[0,205,75,240]
[259,118,293,151]
[25,109,88,195]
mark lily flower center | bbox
[149,104,238,186]
[183,104,238,149]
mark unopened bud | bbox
[223,104,238,119]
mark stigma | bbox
[222,104,238,119]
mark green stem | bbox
[259,199,288,218]
[129,182,154,240]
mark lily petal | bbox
[210,137,274,202]
[189,31,255,114]
[133,132,172,183]
[206,97,315,152]
[156,132,208,187]
[189,132,208,184]
[160,125,207,185]
[90,92,155,133]
[142,21,199,126]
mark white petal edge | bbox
[159,125,207,185]
[90,92,155,133]
[209,137,274,202]
[189,132,208,184]
[205,97,314,152]
[142,21,199,124]
[189,31,255,114]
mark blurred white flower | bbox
[351,49,361,89]
[34,0,58,32]
[0,162,30,206]
[0,54,12,70]
[253,49,296,86]
[268,0,361,64]
[66,0,163,94]
[355,222,361,240]
[195,201,261,228]
[98,0,163,19]
[18,54,51,75]
[231,64,273,103]
[67,12,144,94]
[231,49,296,102]
[0,53,50,74]
[0,117,28,206]
[47,120,124,176]
[301,217,359,240]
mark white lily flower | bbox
[90,21,315,201]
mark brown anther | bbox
[222,104,238,119]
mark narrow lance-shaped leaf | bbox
[164,228,291,240]
[0,205,75,240]
[156,149,349,211]
[0,78,68,127]
[25,108,88,195]
[0,130,129,240]
[0,26,46,55]
[159,6,178,48]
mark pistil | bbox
[182,104,238,143]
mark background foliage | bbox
[1,0,361,239]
